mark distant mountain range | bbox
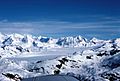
[0,33,119,56]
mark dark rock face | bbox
[2,73,22,81]
[40,38,50,43]
[110,49,120,55]
[54,70,60,75]
[36,61,42,63]
[2,73,15,79]
[62,58,68,62]
[33,41,38,47]
[16,46,23,52]
[58,60,65,65]
[101,72,120,81]
[97,52,106,57]
[97,49,120,57]
[86,55,93,59]
[56,39,65,46]
[56,64,62,69]
[22,37,28,43]
[1,45,6,50]
[2,37,13,45]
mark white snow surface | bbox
[0,33,120,81]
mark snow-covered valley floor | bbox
[0,33,120,81]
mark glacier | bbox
[0,33,120,81]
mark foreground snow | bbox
[0,33,120,81]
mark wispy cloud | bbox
[0,17,119,39]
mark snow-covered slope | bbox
[0,33,120,81]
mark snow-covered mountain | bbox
[0,33,88,57]
[0,33,88,48]
[0,33,120,81]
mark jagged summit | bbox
[0,33,88,48]
[0,33,119,55]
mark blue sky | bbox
[0,0,120,39]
